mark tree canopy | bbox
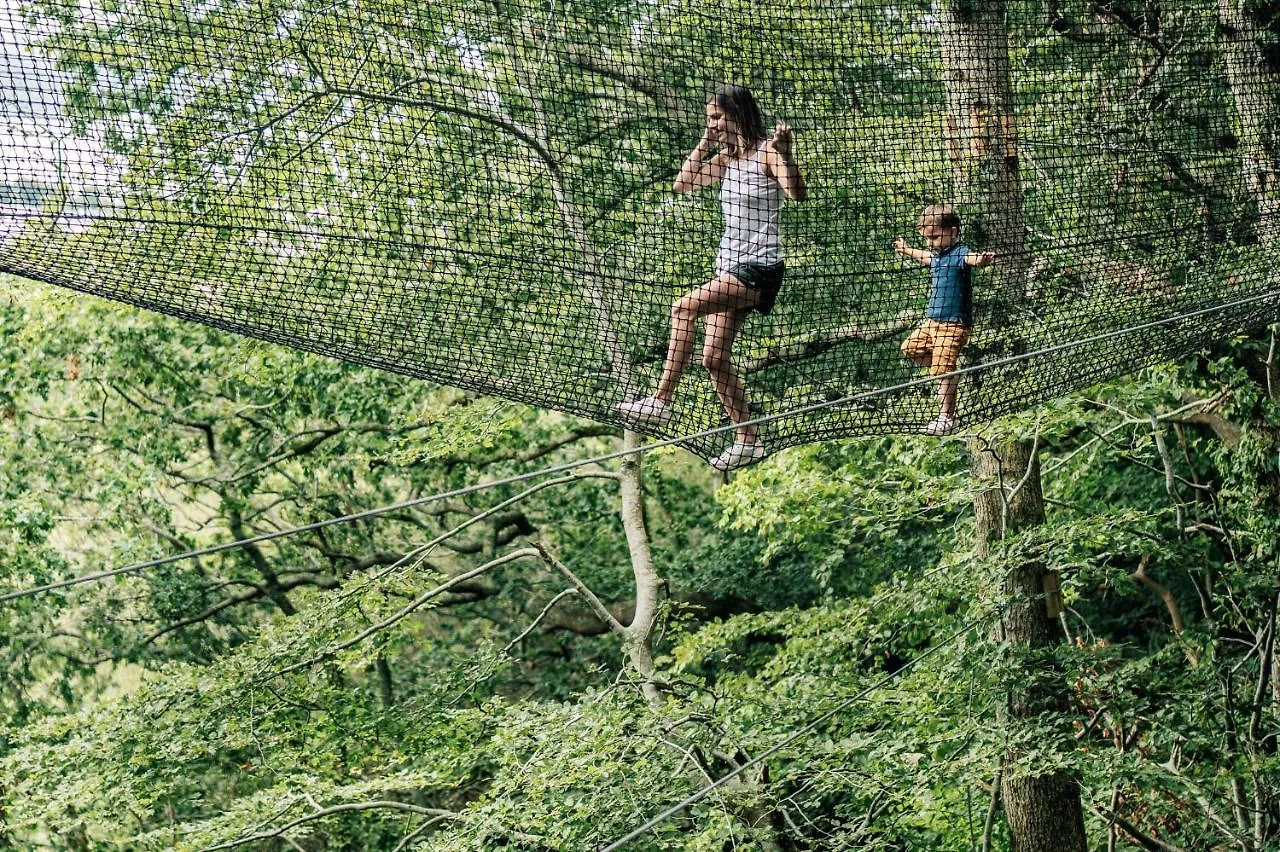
[1,0,1278,849]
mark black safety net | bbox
[1,0,1277,459]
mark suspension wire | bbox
[595,604,1005,852]
[1,285,1277,606]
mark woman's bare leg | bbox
[703,307,756,445]
[653,275,757,404]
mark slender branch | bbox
[1248,592,1278,744]
[196,427,342,486]
[204,801,457,851]
[982,757,1002,852]
[271,548,541,678]
[357,471,613,588]
[326,85,558,174]
[1005,417,1044,511]
[1090,806,1187,852]
[1266,326,1277,402]
[1132,556,1194,667]
[454,425,619,465]
[533,542,625,638]
[107,381,218,457]
[137,585,268,647]
[503,589,580,653]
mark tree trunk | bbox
[616,430,784,849]
[1217,0,1280,246]
[617,429,666,707]
[1219,23,1280,839]
[938,0,1028,322]
[938,2,1088,848]
[972,438,1088,851]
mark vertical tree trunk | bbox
[972,438,1088,851]
[938,0,1029,321]
[937,3,1088,849]
[615,430,784,849]
[1219,19,1280,842]
[617,429,666,707]
[1217,0,1280,246]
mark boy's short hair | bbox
[918,203,961,231]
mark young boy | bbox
[893,204,995,436]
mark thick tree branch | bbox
[738,310,917,375]
[1132,555,1186,634]
[539,591,747,637]
[327,85,558,176]
[108,380,218,459]
[561,49,690,116]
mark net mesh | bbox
[1,0,1277,459]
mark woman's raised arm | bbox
[765,122,807,202]
[674,130,728,192]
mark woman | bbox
[618,84,807,471]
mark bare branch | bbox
[204,800,457,851]
[533,542,625,638]
[561,49,689,117]
[1132,555,1189,637]
[1090,805,1187,852]
[1248,592,1279,744]
[272,548,541,678]
[738,310,918,375]
[503,589,579,653]
[107,381,218,458]
[453,425,618,466]
[355,471,615,589]
[327,85,557,175]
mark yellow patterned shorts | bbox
[901,320,971,375]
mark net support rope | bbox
[3,285,1276,606]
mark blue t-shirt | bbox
[926,243,974,326]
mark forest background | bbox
[1,0,1279,849]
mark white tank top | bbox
[716,145,784,273]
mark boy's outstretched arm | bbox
[893,237,932,266]
[965,250,997,268]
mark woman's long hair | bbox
[710,84,766,157]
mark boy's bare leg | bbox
[937,373,959,419]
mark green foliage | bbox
[2,0,1279,848]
